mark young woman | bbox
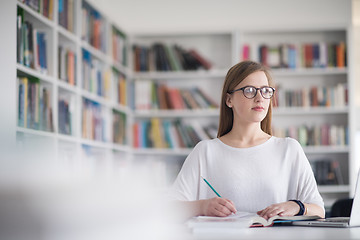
[169,60,325,219]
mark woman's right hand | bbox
[200,197,237,217]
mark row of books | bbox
[112,69,127,106]
[134,80,218,110]
[19,0,54,19]
[133,119,218,149]
[273,124,348,147]
[311,159,344,185]
[17,8,48,73]
[58,94,74,135]
[81,99,108,142]
[273,83,348,108]
[242,41,346,69]
[58,46,76,85]
[82,49,111,98]
[133,43,212,72]
[58,0,74,32]
[112,27,127,66]
[82,1,106,52]
[18,77,53,132]
[113,110,127,145]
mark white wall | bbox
[0,0,16,149]
[87,0,352,34]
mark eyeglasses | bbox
[229,86,275,99]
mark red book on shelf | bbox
[305,44,313,68]
[157,84,169,109]
[260,45,268,67]
[168,88,185,109]
[336,41,345,68]
[133,123,139,148]
[311,86,318,106]
[242,44,250,60]
[68,51,75,85]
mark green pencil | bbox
[201,176,222,197]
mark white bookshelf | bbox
[15,0,130,174]
[128,27,355,207]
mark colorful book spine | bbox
[112,27,127,66]
[273,124,348,147]
[82,99,106,142]
[132,119,218,149]
[17,14,48,73]
[82,1,106,52]
[17,77,53,131]
[112,110,127,144]
[58,46,76,85]
[245,41,346,69]
[132,43,213,72]
[134,81,219,110]
[274,84,348,108]
[82,49,109,98]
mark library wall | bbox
[87,0,352,34]
[0,1,16,148]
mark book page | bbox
[195,212,256,221]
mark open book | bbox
[251,215,321,227]
[187,212,256,229]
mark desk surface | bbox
[187,226,360,240]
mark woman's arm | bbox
[175,197,237,218]
[304,203,325,218]
[257,201,325,220]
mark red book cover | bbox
[242,44,250,60]
[305,44,313,68]
[133,123,139,148]
[336,42,345,68]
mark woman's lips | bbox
[252,106,264,111]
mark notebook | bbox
[292,170,360,227]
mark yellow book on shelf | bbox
[119,77,126,106]
[104,70,111,99]
[150,118,167,148]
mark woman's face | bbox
[227,71,271,126]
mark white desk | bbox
[188,226,360,240]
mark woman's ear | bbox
[226,93,232,108]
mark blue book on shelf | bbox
[312,44,320,68]
[163,120,173,149]
[18,82,24,127]
[139,121,145,148]
[37,32,45,70]
[97,70,102,96]
[82,49,92,64]
[288,46,296,69]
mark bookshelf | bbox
[10,1,356,208]
[15,0,131,173]
[129,27,356,207]
[130,33,232,154]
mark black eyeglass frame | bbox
[228,86,276,99]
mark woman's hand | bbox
[256,201,300,220]
[200,197,237,217]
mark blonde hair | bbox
[217,60,275,137]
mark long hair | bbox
[217,60,275,138]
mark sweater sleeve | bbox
[289,138,325,212]
[166,141,204,201]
